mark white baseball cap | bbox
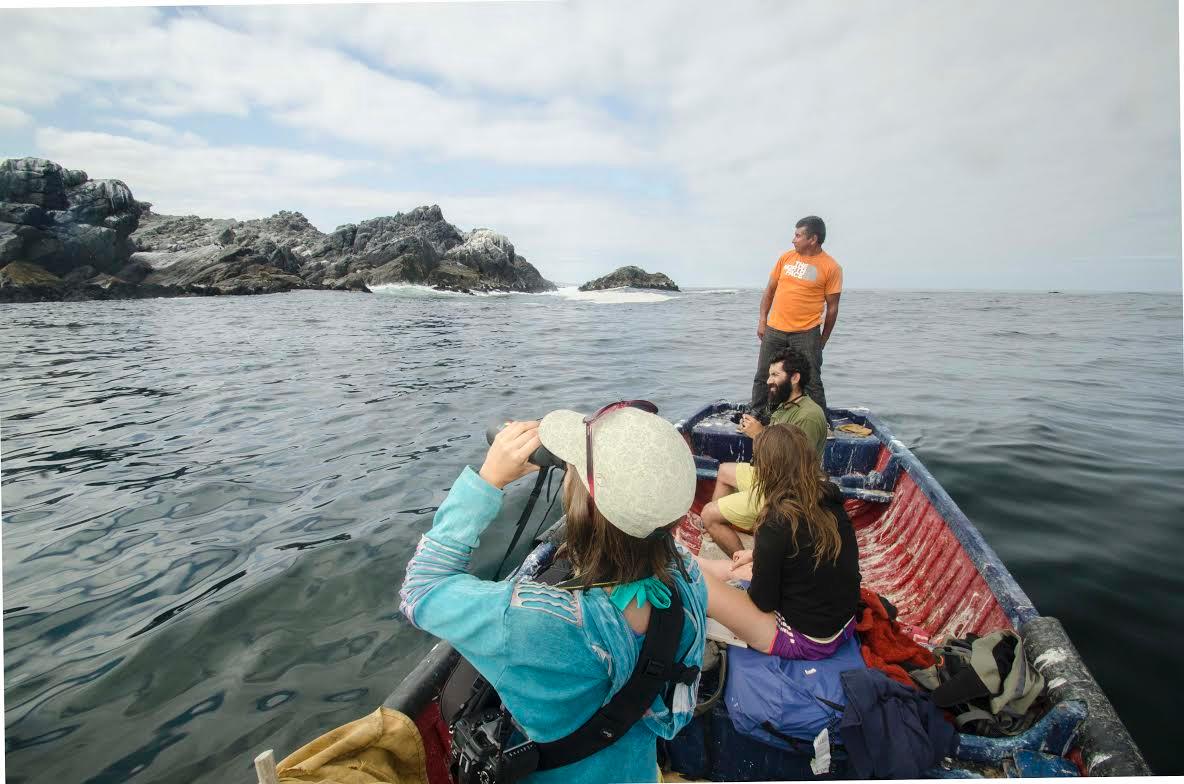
[538,405,696,539]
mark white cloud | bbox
[195,1,1183,288]
[2,9,643,167]
[103,118,206,147]
[3,1,1180,290]
[206,3,682,99]
[0,104,32,129]
[34,127,376,214]
[0,8,162,107]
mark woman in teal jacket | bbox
[400,405,708,784]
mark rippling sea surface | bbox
[2,287,1182,779]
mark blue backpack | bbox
[724,634,867,751]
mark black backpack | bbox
[909,630,1046,737]
[439,561,699,784]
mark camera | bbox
[450,708,540,784]
[729,405,770,427]
[450,710,506,784]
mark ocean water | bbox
[2,287,1182,780]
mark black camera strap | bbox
[534,583,695,770]
[493,467,554,580]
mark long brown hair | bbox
[751,424,841,569]
[558,467,679,588]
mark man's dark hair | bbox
[795,215,826,245]
[769,347,811,390]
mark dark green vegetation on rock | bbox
[1,157,556,303]
[578,265,679,292]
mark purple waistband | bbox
[769,615,856,661]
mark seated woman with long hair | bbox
[697,423,860,660]
[400,408,707,783]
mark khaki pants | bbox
[751,325,827,412]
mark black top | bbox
[747,485,862,639]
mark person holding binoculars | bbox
[399,403,707,784]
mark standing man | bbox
[751,216,842,414]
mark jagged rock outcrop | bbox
[0,158,145,282]
[0,158,224,302]
[134,205,555,295]
[134,210,338,294]
[432,228,555,293]
[0,259,217,303]
[0,157,555,302]
[578,265,680,292]
[308,207,556,294]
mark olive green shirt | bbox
[769,394,828,458]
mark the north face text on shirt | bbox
[767,250,842,332]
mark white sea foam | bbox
[370,282,681,303]
[369,283,512,298]
[550,285,675,304]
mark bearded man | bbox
[701,347,827,556]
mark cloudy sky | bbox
[1,0,1180,290]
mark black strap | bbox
[493,468,552,579]
[446,561,695,780]
[534,584,694,770]
[759,721,813,753]
[815,696,845,713]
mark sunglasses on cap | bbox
[583,400,658,518]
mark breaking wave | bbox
[547,286,675,304]
[369,283,513,298]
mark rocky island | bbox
[0,157,556,303]
[578,265,680,292]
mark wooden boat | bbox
[381,403,1151,781]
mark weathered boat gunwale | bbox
[384,639,457,717]
[837,407,1150,775]
[852,408,1038,629]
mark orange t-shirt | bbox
[766,249,842,332]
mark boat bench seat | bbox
[693,454,895,503]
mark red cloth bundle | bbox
[855,587,935,688]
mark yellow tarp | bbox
[277,707,430,784]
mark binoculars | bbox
[485,423,565,469]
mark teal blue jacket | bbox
[400,467,708,784]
